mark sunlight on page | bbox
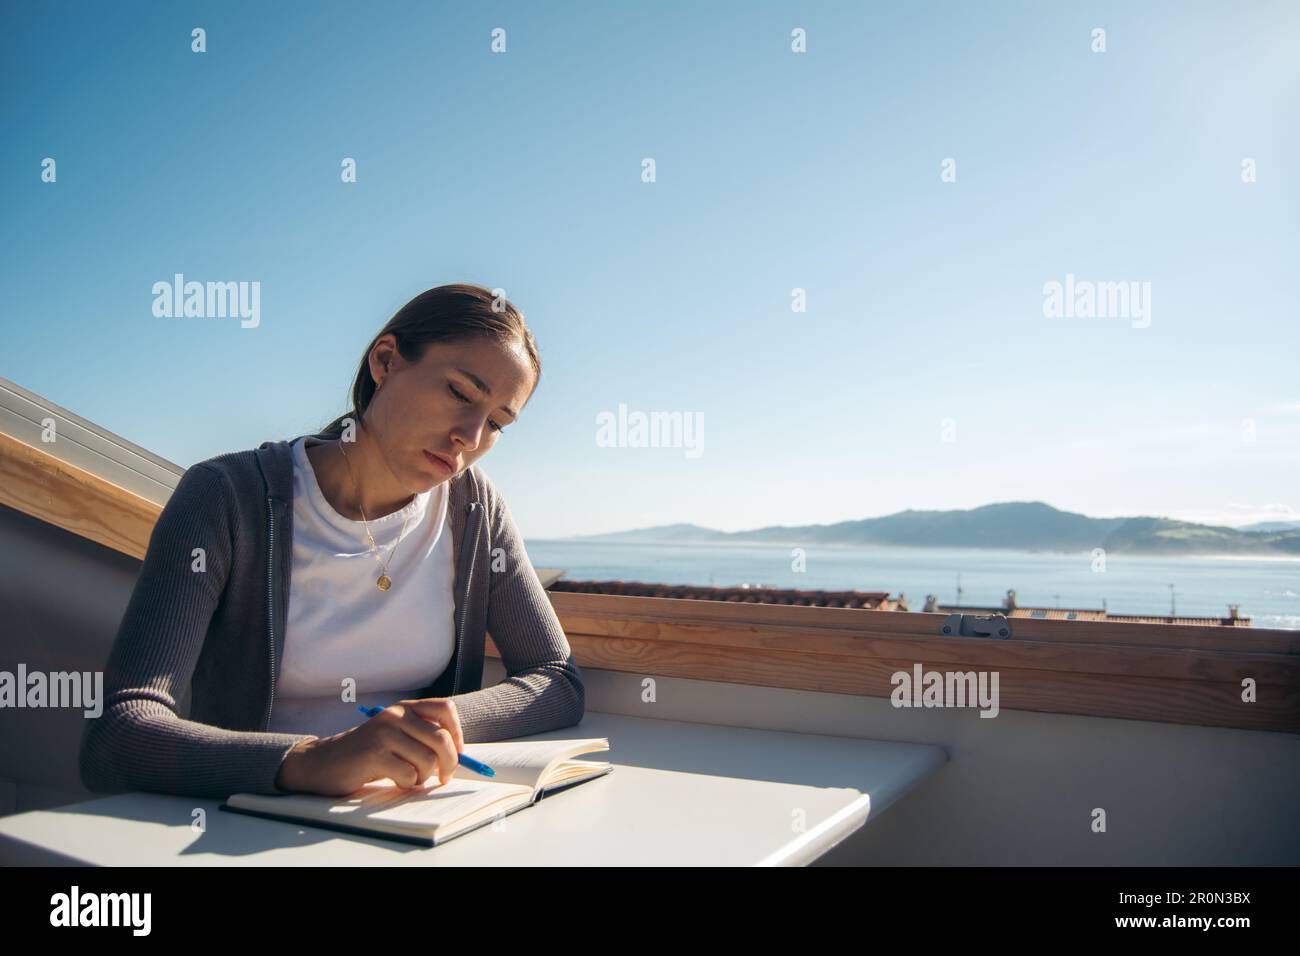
[329,775,528,825]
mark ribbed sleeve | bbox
[452,473,586,742]
[78,463,316,799]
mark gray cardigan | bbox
[78,432,585,799]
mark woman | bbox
[79,284,585,799]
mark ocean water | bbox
[526,539,1300,631]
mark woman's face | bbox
[363,333,535,491]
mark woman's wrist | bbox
[275,737,319,792]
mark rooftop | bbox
[547,578,1253,626]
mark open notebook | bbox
[219,738,612,847]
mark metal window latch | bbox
[940,613,1012,639]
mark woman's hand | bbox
[274,698,465,796]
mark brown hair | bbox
[318,284,540,439]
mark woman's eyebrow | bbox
[455,367,519,418]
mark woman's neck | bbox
[304,435,416,521]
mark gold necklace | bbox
[337,439,412,591]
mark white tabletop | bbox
[0,711,946,866]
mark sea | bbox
[526,539,1300,631]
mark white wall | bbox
[536,662,1300,865]
[0,502,143,816]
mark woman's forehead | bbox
[424,340,534,410]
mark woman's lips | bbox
[424,450,454,475]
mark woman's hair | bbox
[318,283,540,439]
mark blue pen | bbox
[356,705,495,777]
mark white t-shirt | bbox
[265,437,457,737]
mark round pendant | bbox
[376,574,392,591]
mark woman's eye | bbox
[449,384,504,433]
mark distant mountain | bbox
[574,522,728,543]
[567,502,1300,557]
[1237,520,1300,533]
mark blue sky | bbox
[3,1,1298,539]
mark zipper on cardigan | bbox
[452,501,482,696]
[264,496,277,730]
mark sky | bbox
[3,1,1298,540]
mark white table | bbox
[0,711,946,866]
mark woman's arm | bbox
[78,462,317,799]
[450,471,586,741]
